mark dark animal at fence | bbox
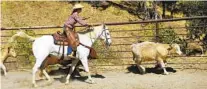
[1,45,17,76]
[181,39,204,56]
[0,31,22,76]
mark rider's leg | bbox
[64,27,79,57]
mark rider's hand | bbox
[86,25,93,30]
[87,24,92,28]
[89,24,92,27]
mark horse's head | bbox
[99,24,112,47]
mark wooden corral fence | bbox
[1,16,207,69]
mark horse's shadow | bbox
[70,73,105,83]
[126,65,177,75]
[49,67,105,83]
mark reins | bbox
[79,43,92,49]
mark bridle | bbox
[103,25,111,47]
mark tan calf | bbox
[131,41,182,75]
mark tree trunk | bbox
[162,1,166,18]
[171,4,175,18]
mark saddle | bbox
[52,31,69,46]
[52,31,98,59]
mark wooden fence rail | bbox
[1,16,207,30]
[1,16,207,67]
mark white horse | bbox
[32,24,112,87]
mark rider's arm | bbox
[64,23,70,28]
[74,13,89,26]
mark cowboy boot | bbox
[67,51,74,58]
[67,46,76,58]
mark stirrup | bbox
[67,55,76,59]
[67,52,76,59]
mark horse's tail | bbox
[13,30,36,42]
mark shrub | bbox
[158,28,180,44]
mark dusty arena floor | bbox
[1,64,207,89]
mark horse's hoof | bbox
[141,71,146,75]
[3,72,7,76]
[65,81,70,85]
[163,72,169,75]
[33,84,38,87]
[46,81,53,86]
[48,78,54,82]
[47,80,53,85]
[90,80,95,84]
[140,70,146,74]
[85,79,95,84]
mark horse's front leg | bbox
[65,59,79,84]
[32,63,39,87]
[81,57,95,84]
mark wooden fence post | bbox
[155,21,159,42]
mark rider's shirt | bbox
[64,12,88,29]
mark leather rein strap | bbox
[79,43,92,49]
[80,43,92,49]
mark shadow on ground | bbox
[48,67,105,83]
[126,65,177,74]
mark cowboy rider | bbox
[64,4,91,57]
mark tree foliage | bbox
[178,1,207,49]
[160,1,207,50]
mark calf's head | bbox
[170,44,182,55]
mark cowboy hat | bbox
[73,4,84,10]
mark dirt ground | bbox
[1,64,207,89]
